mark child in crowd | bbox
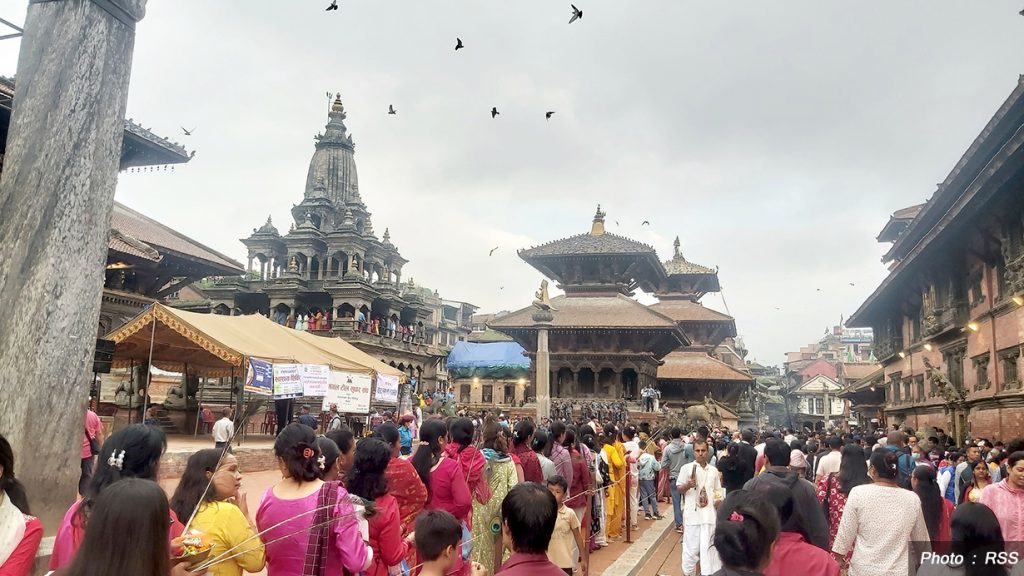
[637,440,663,520]
[545,476,587,576]
[415,510,486,576]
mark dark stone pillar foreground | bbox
[0,0,147,532]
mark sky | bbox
[0,1,1021,368]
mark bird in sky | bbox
[641,220,650,226]
[569,4,583,24]
[1020,7,1024,15]
[491,107,500,118]
[326,0,338,11]
[489,246,499,256]
[181,127,196,136]
[849,282,855,286]
[615,220,620,226]
[388,105,397,115]
[816,288,821,292]
[545,111,556,120]
[455,38,464,51]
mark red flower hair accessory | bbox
[729,511,744,523]
[302,447,314,459]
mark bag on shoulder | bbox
[897,453,915,489]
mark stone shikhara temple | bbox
[200,95,474,390]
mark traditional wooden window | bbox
[903,378,912,403]
[973,353,991,391]
[999,347,1021,391]
[969,270,985,306]
[460,384,471,403]
[814,397,824,415]
[482,384,493,404]
[915,375,925,401]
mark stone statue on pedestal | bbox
[533,280,556,310]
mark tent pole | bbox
[194,370,205,438]
[142,306,157,423]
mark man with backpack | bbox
[883,431,915,489]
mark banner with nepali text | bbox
[244,358,274,396]
[301,364,330,397]
[374,373,400,404]
[323,371,372,413]
[272,363,303,399]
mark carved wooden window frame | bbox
[998,347,1021,391]
[915,375,925,401]
[972,353,991,391]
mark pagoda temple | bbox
[199,94,475,390]
[490,206,688,400]
[650,238,753,408]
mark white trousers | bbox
[681,522,721,576]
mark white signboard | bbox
[301,364,330,397]
[323,371,372,414]
[375,374,400,404]
[272,364,303,399]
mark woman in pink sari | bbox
[256,424,371,576]
[412,419,471,576]
[50,425,183,570]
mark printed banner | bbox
[272,363,304,399]
[244,358,274,396]
[301,364,330,397]
[374,374,400,404]
[323,371,372,413]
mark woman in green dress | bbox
[471,416,519,573]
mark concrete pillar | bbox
[0,0,148,531]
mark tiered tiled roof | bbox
[648,299,734,323]
[489,294,682,330]
[519,232,658,257]
[658,350,753,382]
[111,202,244,274]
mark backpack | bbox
[897,452,915,489]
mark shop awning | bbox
[105,303,404,378]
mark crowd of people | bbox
[3,410,1024,576]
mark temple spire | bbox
[590,204,606,236]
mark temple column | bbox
[247,256,253,274]
[0,0,148,532]
[533,310,552,421]
[572,370,579,397]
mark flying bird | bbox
[491,107,500,118]
[849,282,855,286]
[1020,7,1024,15]
[615,220,620,226]
[569,4,583,24]
[545,111,555,120]
[641,220,650,226]
[455,38,464,51]
[489,246,499,256]
[181,127,196,136]
[326,0,338,11]
[388,105,397,115]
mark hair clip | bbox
[729,511,744,523]
[108,450,126,470]
[302,447,314,459]
[318,455,326,470]
[418,441,429,446]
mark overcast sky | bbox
[1,1,1021,367]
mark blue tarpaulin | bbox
[447,341,530,378]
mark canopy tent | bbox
[106,303,404,378]
[446,341,530,379]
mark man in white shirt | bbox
[212,407,234,449]
[676,440,722,576]
[814,435,843,484]
[622,426,643,530]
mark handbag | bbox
[86,426,100,457]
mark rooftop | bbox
[111,202,245,274]
[657,350,753,382]
[664,236,717,276]
[648,299,734,323]
[489,294,683,331]
[519,205,658,258]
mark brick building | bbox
[848,76,1024,443]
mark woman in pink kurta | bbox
[979,451,1024,542]
[256,423,370,576]
[412,419,472,576]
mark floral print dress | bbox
[816,472,848,552]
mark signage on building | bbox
[841,328,874,344]
[323,371,372,413]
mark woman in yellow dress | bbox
[601,424,626,540]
